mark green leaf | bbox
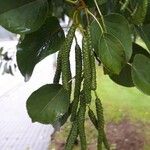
[130,43,150,63]
[131,54,150,95]
[98,33,126,74]
[0,0,49,34]
[132,0,148,25]
[109,64,134,87]
[104,13,132,61]
[17,17,65,81]
[144,0,150,24]
[90,20,102,55]
[26,84,70,124]
[0,0,35,14]
[90,13,132,61]
[138,25,150,53]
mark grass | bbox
[51,67,150,149]
[95,67,150,149]
[95,67,150,123]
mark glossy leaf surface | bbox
[27,84,70,124]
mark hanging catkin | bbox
[71,44,82,121]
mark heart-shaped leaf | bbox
[27,84,70,124]
[90,13,132,61]
[98,33,126,74]
[0,0,49,34]
[104,13,132,61]
[17,17,65,81]
[132,54,150,95]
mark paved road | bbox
[0,28,81,149]
[0,55,56,150]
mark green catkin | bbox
[70,44,82,122]
[103,132,110,150]
[88,108,98,128]
[95,98,104,150]
[87,26,97,90]
[88,108,110,150]
[91,51,97,90]
[65,121,78,150]
[82,32,92,103]
[62,24,76,95]
[53,51,62,84]
[77,94,87,150]
[87,26,92,62]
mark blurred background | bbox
[0,22,150,150]
[0,25,54,150]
